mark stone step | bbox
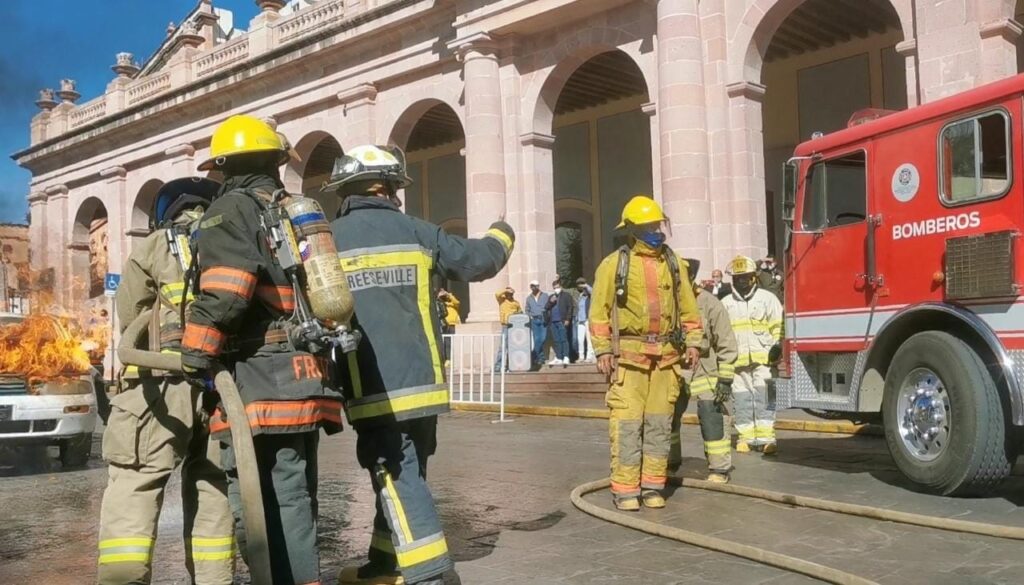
[506,383,605,394]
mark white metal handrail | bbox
[443,332,509,422]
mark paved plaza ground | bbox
[2,412,1024,584]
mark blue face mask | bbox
[637,231,666,248]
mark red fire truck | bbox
[775,74,1024,496]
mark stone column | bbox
[337,83,379,146]
[454,32,509,323]
[725,81,768,261]
[44,185,70,306]
[27,191,48,274]
[518,132,558,290]
[656,0,712,268]
[895,40,920,108]
[978,18,1022,84]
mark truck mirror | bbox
[782,160,797,223]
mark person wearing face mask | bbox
[722,255,783,455]
[573,277,596,363]
[589,195,704,511]
[756,256,783,301]
[546,278,574,367]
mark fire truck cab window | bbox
[940,111,1010,204]
[802,151,867,231]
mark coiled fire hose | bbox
[571,476,1024,585]
[119,310,273,585]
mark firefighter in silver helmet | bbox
[98,176,235,585]
[325,145,515,585]
[723,255,783,454]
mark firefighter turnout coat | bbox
[589,242,704,366]
[181,177,344,436]
[688,287,738,394]
[721,287,783,368]
[331,195,514,427]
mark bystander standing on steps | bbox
[546,278,574,367]
[494,287,522,372]
[525,281,550,369]
[572,277,596,363]
[436,288,460,367]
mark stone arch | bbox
[131,178,163,232]
[282,130,343,193]
[387,98,466,152]
[71,196,109,302]
[524,28,655,136]
[729,0,914,85]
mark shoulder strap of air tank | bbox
[614,245,630,305]
[663,247,683,338]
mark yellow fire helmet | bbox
[198,115,291,171]
[616,194,667,229]
[727,255,758,276]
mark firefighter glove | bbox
[714,379,733,405]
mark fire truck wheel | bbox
[59,434,92,469]
[883,331,1011,496]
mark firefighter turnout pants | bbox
[358,418,452,584]
[97,377,234,585]
[669,379,732,475]
[606,363,682,497]
[221,431,320,585]
[733,364,775,446]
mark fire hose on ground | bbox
[570,476,1024,585]
[119,309,274,585]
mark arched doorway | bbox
[759,0,907,259]
[550,50,652,282]
[392,101,469,317]
[297,133,344,218]
[132,178,163,232]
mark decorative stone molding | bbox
[125,227,152,238]
[44,184,69,199]
[57,79,80,104]
[67,241,91,251]
[164,143,196,158]
[257,0,287,13]
[519,132,555,149]
[641,101,657,117]
[35,89,57,111]
[27,191,47,205]
[112,53,140,78]
[725,81,766,102]
[980,18,1024,42]
[449,32,501,61]
[262,116,279,130]
[895,39,917,58]
[337,83,379,106]
[100,166,128,181]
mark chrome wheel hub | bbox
[895,368,951,462]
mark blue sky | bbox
[0,0,259,224]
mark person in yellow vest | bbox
[437,288,461,367]
[590,195,703,511]
[494,287,522,372]
[722,255,783,455]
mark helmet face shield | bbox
[321,145,412,194]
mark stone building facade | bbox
[14,0,1024,325]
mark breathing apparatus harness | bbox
[610,243,686,358]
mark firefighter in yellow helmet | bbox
[182,115,351,584]
[98,177,234,585]
[590,195,703,511]
[326,144,514,585]
[722,255,783,455]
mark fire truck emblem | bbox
[891,163,920,203]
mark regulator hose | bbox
[571,477,1024,585]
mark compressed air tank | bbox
[283,197,355,325]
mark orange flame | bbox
[0,314,94,382]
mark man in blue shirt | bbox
[525,280,549,368]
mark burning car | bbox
[0,312,99,467]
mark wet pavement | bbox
[1,412,1023,584]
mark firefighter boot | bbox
[707,472,730,484]
[613,495,641,512]
[762,442,778,456]
[735,441,751,453]
[641,490,666,509]
[339,564,405,585]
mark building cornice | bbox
[100,166,127,180]
[725,81,766,102]
[164,144,196,158]
[520,132,556,149]
[44,184,69,199]
[980,18,1023,42]
[337,82,379,106]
